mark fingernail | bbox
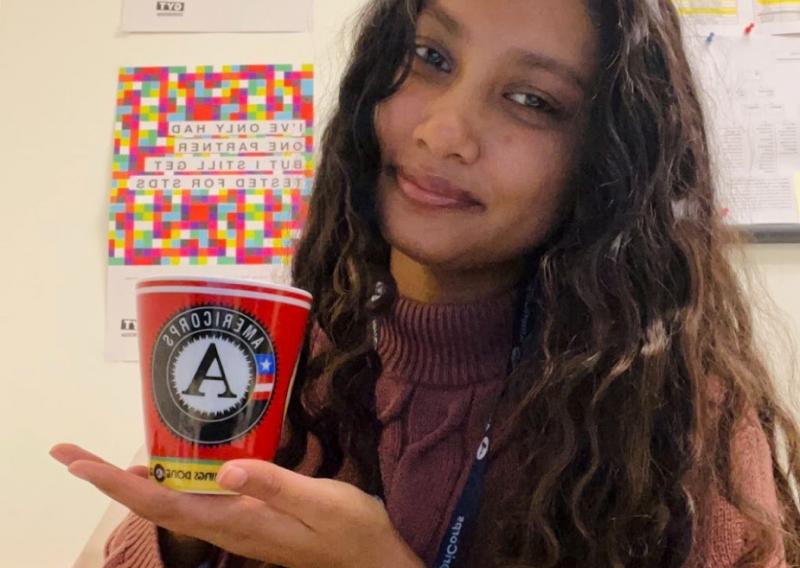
[68,465,90,481]
[49,447,65,463]
[218,465,247,489]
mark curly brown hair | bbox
[275,0,800,566]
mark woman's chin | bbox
[390,241,446,267]
[385,232,478,273]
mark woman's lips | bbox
[394,169,482,210]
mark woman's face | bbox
[375,0,599,272]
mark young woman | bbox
[52,0,800,566]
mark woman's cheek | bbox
[376,85,427,145]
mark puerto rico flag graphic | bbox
[253,353,276,401]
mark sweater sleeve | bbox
[685,412,785,567]
[103,512,166,568]
[103,512,248,568]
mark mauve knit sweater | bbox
[103,292,783,567]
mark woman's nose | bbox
[412,84,481,164]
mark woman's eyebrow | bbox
[511,48,589,94]
[424,3,463,38]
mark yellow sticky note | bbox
[795,173,800,218]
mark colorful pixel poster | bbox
[106,64,314,362]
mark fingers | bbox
[53,448,319,564]
[51,445,192,534]
[50,444,108,467]
[51,444,149,479]
[64,460,260,546]
[67,459,177,518]
[126,465,150,478]
[68,459,203,534]
[217,460,344,523]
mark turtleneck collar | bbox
[376,289,517,387]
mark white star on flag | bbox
[259,357,273,373]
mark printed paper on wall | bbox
[121,0,313,33]
[106,64,314,361]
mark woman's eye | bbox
[505,92,557,114]
[415,45,452,73]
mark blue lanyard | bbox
[432,278,536,568]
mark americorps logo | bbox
[156,1,185,16]
[152,306,277,445]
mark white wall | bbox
[0,2,798,567]
[0,1,367,565]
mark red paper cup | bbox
[135,276,312,493]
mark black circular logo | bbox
[153,464,166,482]
[152,306,277,445]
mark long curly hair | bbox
[275,0,800,565]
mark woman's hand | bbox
[50,444,423,568]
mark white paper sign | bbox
[687,34,800,226]
[121,0,313,33]
[106,264,292,362]
[675,0,800,35]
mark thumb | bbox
[217,460,342,521]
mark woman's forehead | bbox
[418,0,599,84]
